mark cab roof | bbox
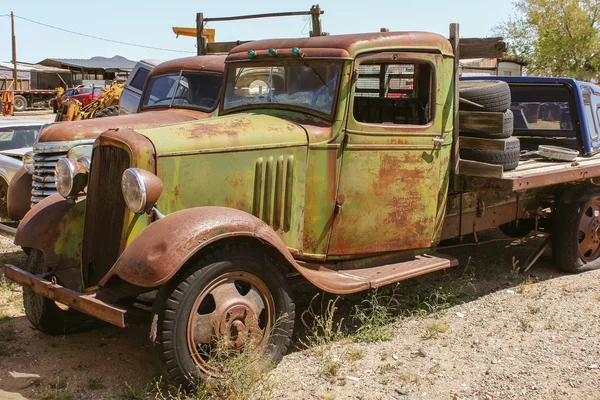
[151,54,226,76]
[227,31,454,61]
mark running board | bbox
[295,253,459,294]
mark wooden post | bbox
[196,13,206,55]
[11,11,18,91]
[310,5,322,37]
[449,23,461,182]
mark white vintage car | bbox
[0,120,45,232]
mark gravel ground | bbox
[0,230,599,399]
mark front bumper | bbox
[3,264,126,328]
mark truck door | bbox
[327,52,454,256]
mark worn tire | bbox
[460,109,513,139]
[95,105,120,118]
[459,80,511,112]
[23,249,96,335]
[153,244,295,387]
[460,136,520,171]
[552,191,600,273]
[13,95,27,112]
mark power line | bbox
[2,13,194,54]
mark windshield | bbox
[142,72,222,111]
[0,126,41,150]
[223,61,342,117]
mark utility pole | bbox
[11,11,18,90]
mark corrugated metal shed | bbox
[39,56,136,72]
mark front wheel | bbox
[552,192,600,272]
[154,244,295,387]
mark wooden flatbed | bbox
[458,154,600,191]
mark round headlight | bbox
[121,168,163,214]
[23,151,35,175]
[55,158,76,198]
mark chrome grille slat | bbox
[31,150,67,205]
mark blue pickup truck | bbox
[462,76,600,156]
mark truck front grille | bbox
[32,152,67,205]
[81,145,131,286]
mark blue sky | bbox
[1,0,517,63]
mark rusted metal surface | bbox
[150,54,226,76]
[81,130,156,286]
[326,51,454,256]
[99,206,299,288]
[441,191,539,240]
[3,264,126,328]
[577,199,600,261]
[296,252,458,294]
[38,109,207,142]
[186,271,273,375]
[7,165,32,220]
[15,194,85,282]
[228,32,454,61]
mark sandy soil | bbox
[0,230,598,399]
[0,110,56,123]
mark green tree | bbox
[496,0,600,80]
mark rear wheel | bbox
[154,244,295,387]
[13,95,27,112]
[23,249,95,335]
[553,192,600,272]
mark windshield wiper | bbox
[304,62,328,87]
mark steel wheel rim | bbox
[578,199,600,262]
[14,98,25,109]
[186,271,274,375]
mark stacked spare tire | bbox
[458,80,519,172]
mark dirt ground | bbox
[0,110,56,123]
[0,230,599,400]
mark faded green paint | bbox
[136,114,308,156]
[53,199,86,265]
[327,53,455,256]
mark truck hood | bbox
[38,109,210,143]
[137,113,309,156]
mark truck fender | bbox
[99,206,299,288]
[7,166,33,221]
[15,194,85,270]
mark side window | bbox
[129,67,150,91]
[582,88,599,140]
[353,62,433,125]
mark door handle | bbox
[432,137,445,144]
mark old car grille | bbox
[81,145,131,286]
[31,151,67,204]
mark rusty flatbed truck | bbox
[5,24,600,385]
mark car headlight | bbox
[121,168,163,214]
[56,157,89,198]
[23,151,35,174]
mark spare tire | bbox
[460,136,520,171]
[459,80,511,112]
[460,109,514,139]
[95,105,120,118]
